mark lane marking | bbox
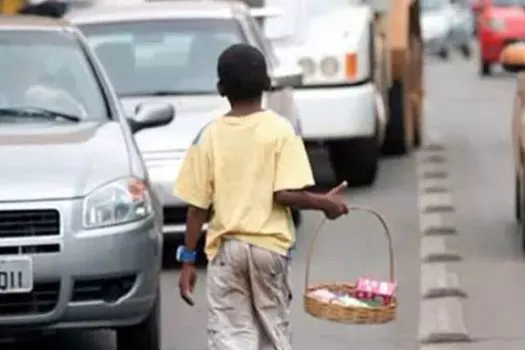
[417,144,471,346]
[419,298,471,344]
[421,263,468,299]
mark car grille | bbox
[0,209,60,238]
[0,281,60,316]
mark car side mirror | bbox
[128,102,175,133]
[500,43,525,74]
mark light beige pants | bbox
[207,239,292,350]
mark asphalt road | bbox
[7,50,519,349]
[424,54,525,349]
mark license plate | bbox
[0,257,33,294]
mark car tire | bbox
[414,122,422,148]
[480,60,491,76]
[519,181,525,253]
[438,47,449,60]
[291,209,302,227]
[459,43,471,59]
[328,134,379,187]
[382,80,412,155]
[517,175,521,222]
[116,293,160,350]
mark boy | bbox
[173,43,349,350]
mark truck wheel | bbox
[328,135,379,187]
[414,123,421,148]
[519,185,525,253]
[291,209,302,227]
[516,175,521,222]
[480,60,491,76]
[382,80,412,155]
[116,294,160,350]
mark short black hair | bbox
[217,43,270,102]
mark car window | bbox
[78,19,246,96]
[0,30,108,122]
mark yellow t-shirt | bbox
[173,110,315,261]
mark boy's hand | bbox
[323,181,349,220]
[179,263,197,306]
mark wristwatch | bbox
[176,245,197,264]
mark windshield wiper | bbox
[0,107,81,122]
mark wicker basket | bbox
[303,206,397,325]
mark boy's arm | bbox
[272,124,347,213]
[184,206,208,252]
[272,125,323,209]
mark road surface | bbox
[5,52,522,349]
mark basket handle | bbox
[303,206,395,293]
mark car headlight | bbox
[320,56,340,77]
[488,18,505,31]
[83,178,153,229]
[298,57,316,77]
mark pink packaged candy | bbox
[355,277,397,305]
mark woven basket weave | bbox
[303,207,397,325]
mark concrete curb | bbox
[417,144,471,348]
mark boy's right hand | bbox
[322,181,349,220]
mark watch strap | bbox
[176,245,197,263]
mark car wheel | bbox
[459,43,471,59]
[519,182,525,254]
[438,47,449,60]
[291,209,302,227]
[480,60,491,76]
[517,175,522,222]
[116,293,160,350]
[328,134,379,187]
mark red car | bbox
[474,0,525,76]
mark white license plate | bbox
[0,257,33,294]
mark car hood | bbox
[121,94,229,156]
[0,122,130,202]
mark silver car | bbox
[0,16,173,350]
[68,1,304,252]
[421,0,473,59]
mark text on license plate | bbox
[0,257,33,294]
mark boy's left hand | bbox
[179,263,197,306]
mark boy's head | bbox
[217,43,271,103]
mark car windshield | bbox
[420,0,448,12]
[491,0,525,6]
[0,30,108,122]
[78,19,244,96]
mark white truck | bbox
[262,0,424,186]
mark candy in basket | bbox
[303,207,398,325]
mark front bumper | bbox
[294,82,376,141]
[0,199,161,330]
